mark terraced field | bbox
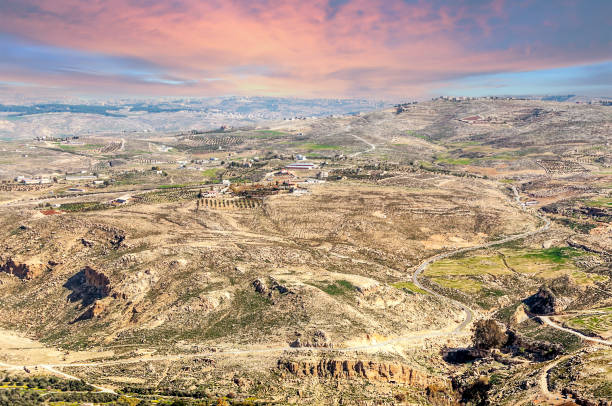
[566,307,612,339]
[422,246,607,310]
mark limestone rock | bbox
[525,286,558,314]
[0,257,45,280]
[277,358,450,389]
[252,278,268,294]
[290,330,333,348]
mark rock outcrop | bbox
[510,304,529,325]
[525,286,558,314]
[0,257,45,280]
[65,266,112,306]
[290,330,333,348]
[75,299,109,322]
[83,266,112,296]
[252,278,268,294]
[277,358,450,389]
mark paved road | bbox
[539,316,612,346]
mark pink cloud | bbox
[0,0,609,97]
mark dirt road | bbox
[349,134,376,157]
[532,354,575,405]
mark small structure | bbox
[286,162,316,170]
[15,176,51,184]
[66,175,97,181]
[111,194,132,205]
[290,187,309,196]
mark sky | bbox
[0,0,610,100]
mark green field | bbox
[59,201,112,212]
[252,130,289,138]
[431,277,482,293]
[566,308,612,337]
[201,168,221,178]
[585,197,612,208]
[424,247,603,299]
[426,254,511,277]
[57,143,103,151]
[309,280,355,296]
[391,281,428,294]
[298,143,339,150]
[435,156,473,165]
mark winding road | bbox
[412,185,550,333]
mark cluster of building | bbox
[13,170,108,187]
[14,176,52,185]
[33,135,80,142]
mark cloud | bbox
[0,0,609,98]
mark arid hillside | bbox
[0,99,610,405]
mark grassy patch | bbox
[201,168,221,178]
[482,287,505,297]
[409,132,431,142]
[489,153,520,161]
[566,310,612,336]
[391,281,428,294]
[298,143,339,150]
[158,183,188,189]
[446,141,481,147]
[57,143,103,152]
[494,302,522,324]
[554,217,597,234]
[593,381,612,398]
[435,156,473,165]
[570,271,608,285]
[520,319,583,352]
[203,290,272,340]
[426,255,511,277]
[57,144,76,151]
[311,280,355,296]
[584,197,612,208]
[252,130,288,138]
[519,247,585,263]
[431,277,482,293]
[502,247,592,279]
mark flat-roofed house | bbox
[285,162,316,170]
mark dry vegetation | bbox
[0,98,610,404]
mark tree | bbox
[472,319,508,350]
